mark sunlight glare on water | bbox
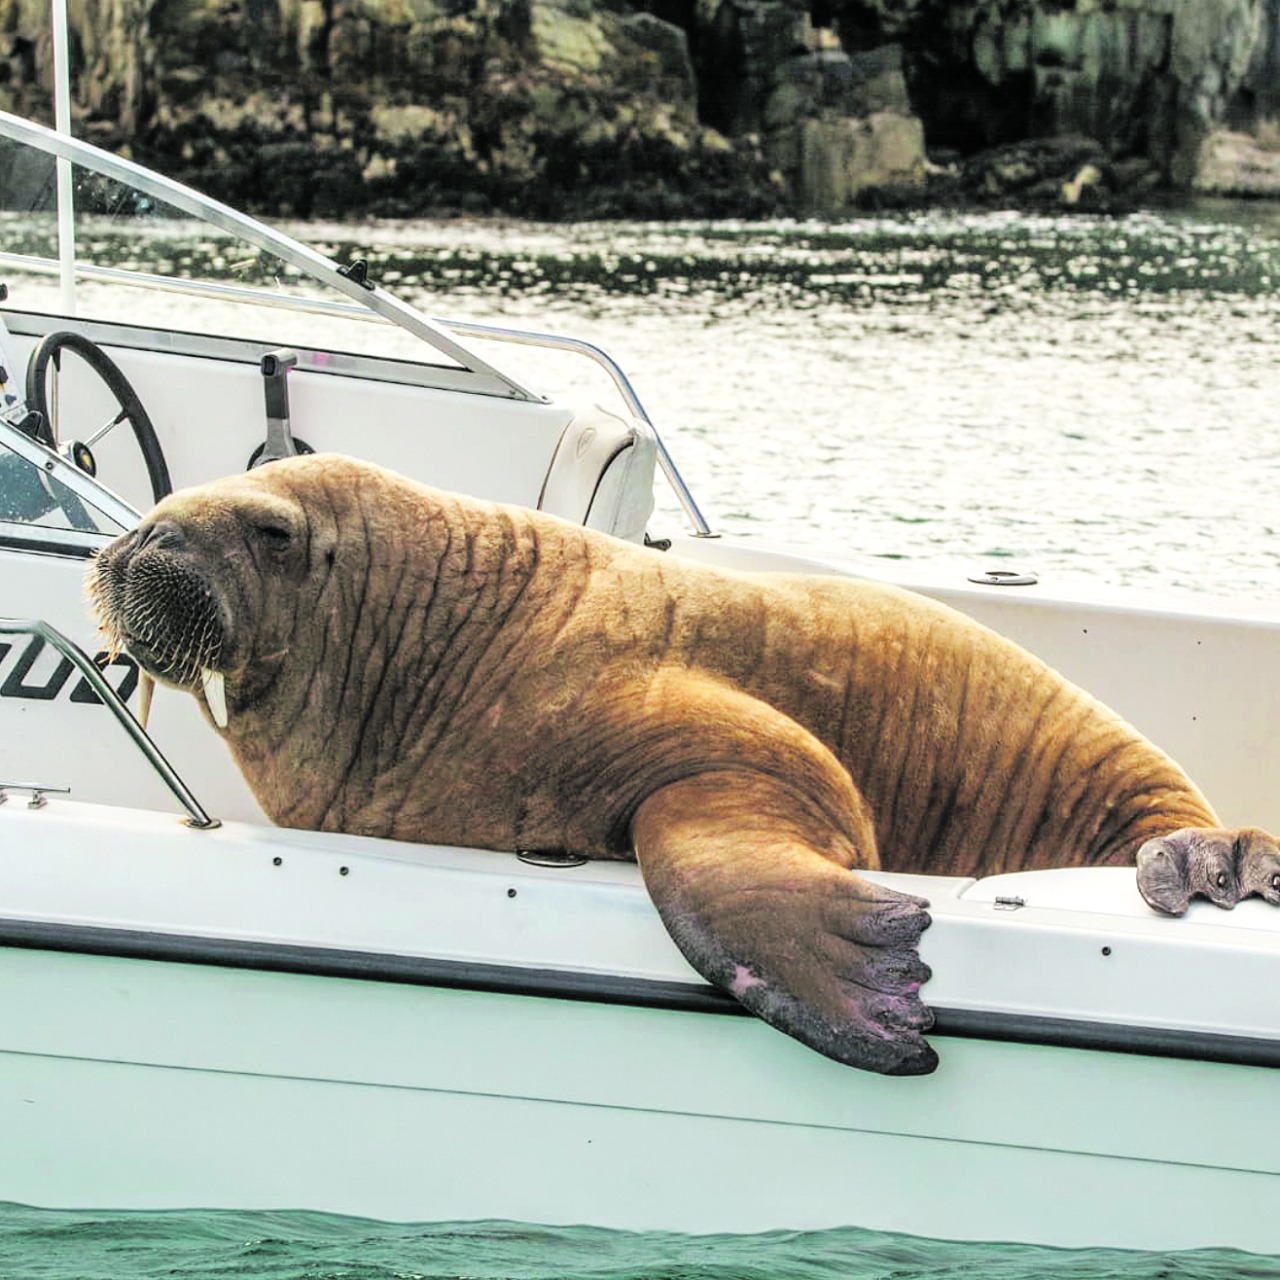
[290,208,1280,604]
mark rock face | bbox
[1,0,1277,216]
[1193,126,1280,194]
[763,37,926,208]
[1203,0,1280,192]
[831,0,1248,161]
[690,0,926,210]
[4,0,786,218]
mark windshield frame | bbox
[0,110,540,403]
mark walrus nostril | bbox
[138,519,185,552]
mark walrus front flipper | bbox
[1137,827,1280,915]
[632,771,936,1076]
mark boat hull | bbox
[2,919,1278,1251]
[0,798,1275,1250]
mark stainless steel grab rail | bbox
[0,617,219,829]
[444,319,716,537]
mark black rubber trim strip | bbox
[0,916,1276,1067]
[0,917,735,1013]
[931,1007,1280,1069]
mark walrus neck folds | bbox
[229,495,578,836]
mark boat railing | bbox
[443,319,716,537]
[0,616,218,829]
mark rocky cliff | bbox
[2,0,1278,218]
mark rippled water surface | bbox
[12,201,1280,599]
[3,1205,1279,1280]
[295,205,1280,605]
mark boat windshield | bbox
[0,112,714,536]
[0,113,534,398]
[0,149,350,350]
[0,418,133,541]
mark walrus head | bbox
[89,453,536,839]
[89,459,337,730]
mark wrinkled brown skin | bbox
[90,455,1280,1076]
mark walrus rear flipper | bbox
[1137,826,1280,915]
[632,770,937,1076]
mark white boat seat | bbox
[537,404,657,542]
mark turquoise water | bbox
[2,1205,1278,1280]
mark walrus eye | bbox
[1216,871,1228,889]
[254,522,292,548]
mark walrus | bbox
[88,453,1280,1076]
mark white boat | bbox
[0,104,1278,1255]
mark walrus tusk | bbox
[201,668,228,729]
[136,671,155,731]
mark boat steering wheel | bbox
[24,331,173,506]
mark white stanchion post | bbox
[50,0,77,318]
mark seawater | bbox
[3,1205,1279,1280]
[296,201,1280,606]
[8,206,1280,1277]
